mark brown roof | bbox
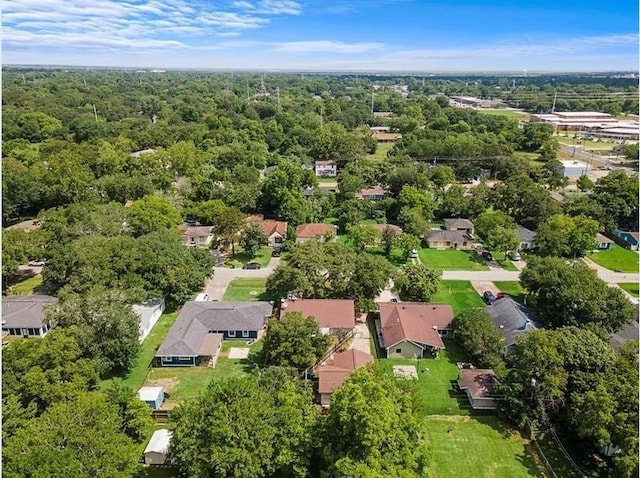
[372,224,402,235]
[198,333,223,356]
[282,299,355,330]
[631,232,640,241]
[295,223,337,239]
[316,349,373,394]
[378,302,454,350]
[5,219,42,232]
[371,131,402,141]
[457,369,498,399]
[426,230,472,244]
[315,160,336,166]
[245,214,264,222]
[595,233,614,244]
[357,185,388,197]
[444,218,474,230]
[248,219,287,238]
[179,226,214,238]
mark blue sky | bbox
[3,0,638,71]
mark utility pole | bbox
[551,92,557,113]
[246,82,250,101]
[320,107,324,129]
[259,74,266,95]
[371,91,375,117]
[276,86,281,108]
[22,73,26,84]
[92,104,98,122]
[83,76,87,87]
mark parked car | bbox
[28,260,46,266]
[508,250,521,261]
[481,251,493,261]
[272,249,282,257]
[243,262,261,270]
[483,291,497,304]
[410,249,419,259]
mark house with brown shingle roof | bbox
[425,229,475,250]
[356,185,388,201]
[444,218,475,235]
[457,368,499,410]
[295,223,337,244]
[247,218,288,248]
[178,226,215,248]
[281,299,356,334]
[377,302,454,359]
[315,349,373,407]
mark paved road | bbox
[204,257,280,301]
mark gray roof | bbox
[517,225,536,243]
[156,302,273,357]
[484,297,542,347]
[611,320,639,349]
[426,229,472,243]
[444,218,474,230]
[2,295,57,329]
[132,298,165,323]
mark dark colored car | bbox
[483,291,497,304]
[272,249,282,257]
[481,251,493,261]
[243,262,261,270]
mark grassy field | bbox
[494,281,527,303]
[379,340,471,415]
[431,280,485,314]
[225,246,272,269]
[587,245,639,273]
[6,274,43,295]
[367,142,394,161]
[423,415,548,478]
[478,108,530,120]
[617,282,640,298]
[223,278,268,301]
[370,247,412,268]
[418,249,489,271]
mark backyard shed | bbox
[137,386,164,410]
[143,429,172,465]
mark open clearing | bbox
[223,278,268,301]
[419,249,489,271]
[431,280,485,314]
[587,245,639,273]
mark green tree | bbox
[393,263,442,302]
[380,225,399,256]
[452,309,505,369]
[520,257,636,331]
[241,222,268,258]
[576,174,594,192]
[127,195,182,236]
[393,233,420,261]
[348,223,380,251]
[104,381,153,442]
[216,207,245,255]
[3,392,140,478]
[322,366,429,477]
[263,312,332,370]
[535,213,599,257]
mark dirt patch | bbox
[228,347,250,359]
[145,377,177,393]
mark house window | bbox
[228,330,236,337]
[242,330,250,338]
[275,237,283,244]
[463,242,467,246]
[395,348,402,353]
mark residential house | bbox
[144,429,172,465]
[595,233,614,251]
[281,299,356,335]
[179,225,215,248]
[155,301,272,366]
[517,225,536,250]
[612,230,639,251]
[425,230,474,250]
[247,218,288,248]
[2,295,57,338]
[444,218,475,236]
[371,131,402,142]
[356,185,388,201]
[295,223,337,244]
[372,224,402,243]
[457,368,499,410]
[137,386,164,410]
[314,160,337,177]
[315,349,373,407]
[133,297,165,343]
[377,302,454,359]
[484,297,542,354]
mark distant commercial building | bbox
[530,111,639,139]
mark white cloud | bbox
[272,40,385,53]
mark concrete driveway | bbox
[349,322,372,355]
[470,281,500,297]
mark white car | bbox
[410,249,419,259]
[508,251,521,261]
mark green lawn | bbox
[6,274,43,295]
[489,251,519,271]
[370,247,412,268]
[587,245,639,273]
[223,278,268,301]
[225,246,272,269]
[494,281,527,304]
[478,108,530,120]
[419,248,489,271]
[617,282,640,298]
[101,312,179,391]
[423,415,548,478]
[431,280,485,314]
[367,142,394,161]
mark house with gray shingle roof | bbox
[516,225,536,250]
[2,295,57,338]
[425,229,475,250]
[484,297,542,354]
[155,301,273,366]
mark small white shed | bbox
[137,386,164,410]
[561,160,591,177]
[144,429,172,465]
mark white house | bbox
[143,429,172,465]
[314,160,337,177]
[132,298,165,342]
